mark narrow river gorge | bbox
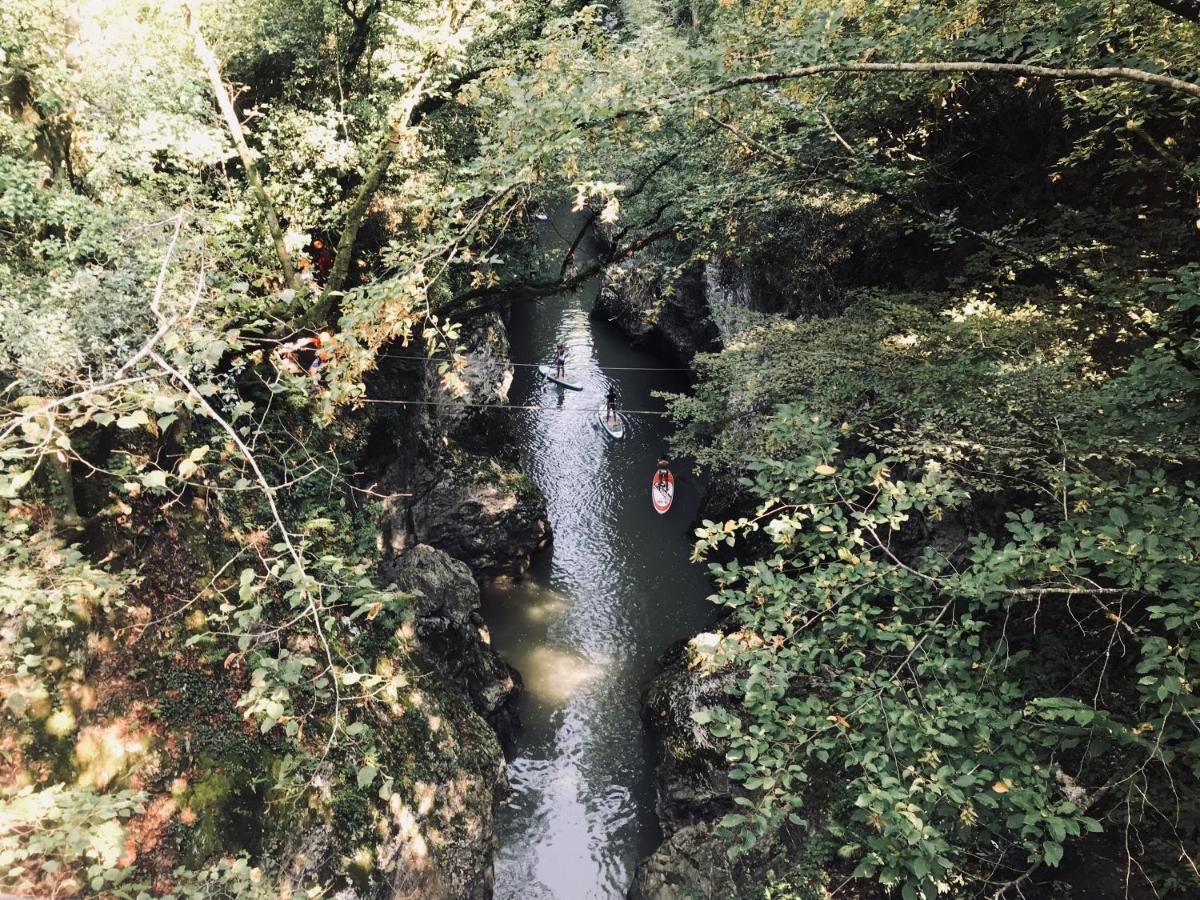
[481,214,715,898]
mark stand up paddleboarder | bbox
[605,384,618,423]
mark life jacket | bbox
[315,332,336,361]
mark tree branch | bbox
[300,74,431,330]
[304,3,482,328]
[703,60,1200,101]
[185,5,301,294]
[340,0,384,78]
[442,224,677,319]
[149,349,343,755]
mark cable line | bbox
[355,400,676,417]
[376,351,694,372]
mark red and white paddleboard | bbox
[652,471,674,515]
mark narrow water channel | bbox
[481,214,715,898]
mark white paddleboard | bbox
[597,408,625,439]
[538,364,583,391]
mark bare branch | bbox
[149,350,343,755]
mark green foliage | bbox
[685,406,1199,895]
[1,0,1197,894]
[0,784,145,892]
[671,286,1200,492]
[0,0,532,893]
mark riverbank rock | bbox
[402,455,550,579]
[634,633,806,899]
[593,253,720,364]
[642,635,736,833]
[598,240,841,364]
[381,543,521,748]
[627,820,741,900]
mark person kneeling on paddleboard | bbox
[555,343,567,379]
[655,454,671,488]
[606,385,618,423]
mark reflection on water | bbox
[519,646,610,704]
[481,212,715,898]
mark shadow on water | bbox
[481,210,715,898]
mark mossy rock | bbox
[176,763,265,866]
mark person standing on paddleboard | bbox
[605,384,618,423]
[554,343,567,379]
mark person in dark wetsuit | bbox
[312,239,333,279]
[605,384,618,423]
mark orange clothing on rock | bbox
[308,331,336,375]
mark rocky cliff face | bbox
[345,307,549,897]
[381,543,522,750]
[594,249,799,364]
[628,821,742,900]
[428,311,518,457]
[402,458,549,580]
[592,253,721,364]
[271,688,508,900]
[375,451,548,581]
[367,311,549,581]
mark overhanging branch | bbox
[441,224,676,319]
[703,60,1200,101]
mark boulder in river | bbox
[627,820,741,900]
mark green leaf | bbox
[116,410,150,430]
[8,470,34,494]
[852,859,877,879]
[141,470,169,489]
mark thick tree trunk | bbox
[340,0,384,77]
[301,73,429,329]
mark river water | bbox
[481,214,715,898]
